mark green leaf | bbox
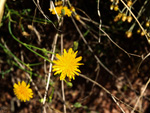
[61,9,65,16]
[73,41,79,51]
[74,102,82,108]
[83,30,90,37]
[66,81,73,87]
[39,98,44,103]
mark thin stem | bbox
[79,73,141,113]
[60,33,66,113]
[8,21,51,63]
[71,16,117,78]
[1,38,43,99]
[137,52,150,72]
[111,96,126,113]
[131,78,150,113]
[97,0,102,43]
[42,15,63,113]
[42,33,58,105]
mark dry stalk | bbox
[71,16,117,78]
[131,78,150,113]
[42,33,58,113]
[79,73,141,113]
[0,0,6,24]
[60,32,67,113]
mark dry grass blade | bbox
[71,16,117,78]
[42,33,58,113]
[137,53,150,72]
[111,96,126,113]
[79,73,141,113]
[131,78,150,113]
[60,32,67,113]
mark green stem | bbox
[8,20,52,63]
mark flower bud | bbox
[127,1,132,7]
[126,31,132,38]
[127,16,132,23]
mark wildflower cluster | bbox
[52,48,83,81]
[13,81,33,102]
[49,6,72,17]
[110,0,150,39]
[110,0,134,38]
[136,20,150,37]
[110,0,119,11]
[49,1,81,21]
[49,1,72,17]
[110,0,133,23]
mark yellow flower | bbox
[13,81,33,102]
[53,48,83,81]
[49,6,72,17]
[63,6,72,17]
[50,6,62,16]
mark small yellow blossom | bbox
[122,14,127,22]
[114,5,119,11]
[127,16,132,23]
[137,29,141,34]
[49,6,72,17]
[13,81,33,102]
[75,14,80,21]
[114,13,122,22]
[70,6,75,12]
[126,31,132,38]
[141,30,147,36]
[127,1,132,7]
[110,4,114,10]
[53,48,83,81]
[146,21,150,27]
[55,1,63,6]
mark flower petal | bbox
[52,48,83,81]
